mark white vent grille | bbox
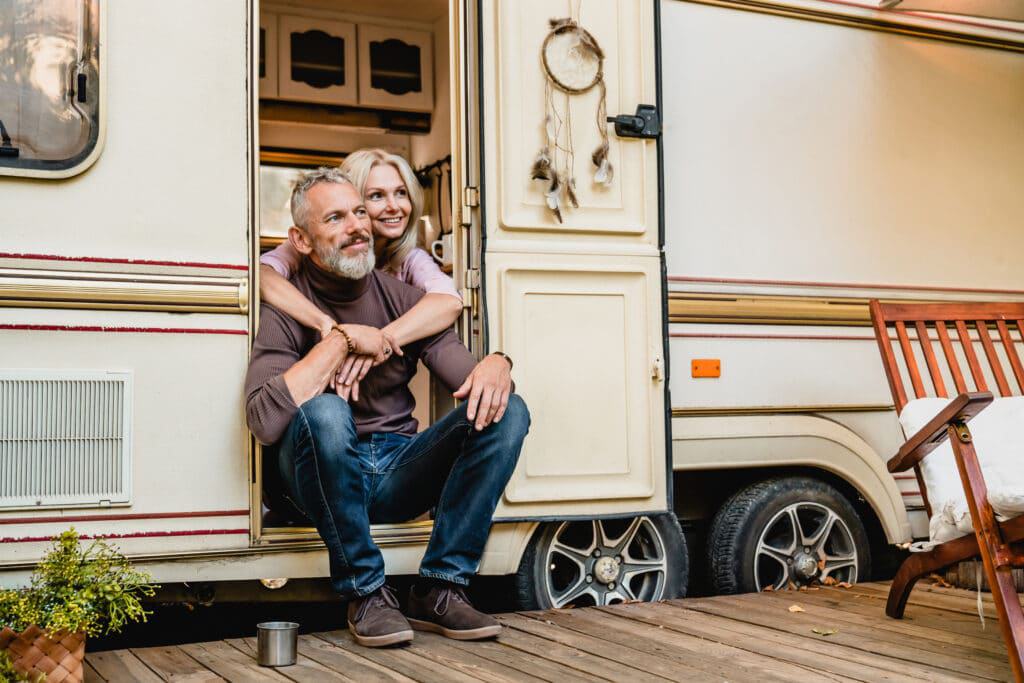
[0,371,131,509]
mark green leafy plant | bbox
[0,529,156,637]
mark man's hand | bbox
[453,354,513,431]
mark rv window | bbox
[0,0,102,178]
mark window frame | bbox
[0,1,107,180]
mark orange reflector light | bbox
[691,359,721,378]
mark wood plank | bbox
[916,321,948,397]
[871,302,1024,322]
[896,321,926,398]
[84,660,105,683]
[498,613,709,682]
[753,589,1006,655]
[955,320,989,392]
[223,638,352,683]
[402,633,544,683]
[316,630,484,683]
[130,645,225,682]
[683,595,1010,680]
[180,640,291,682]
[602,601,930,683]
[935,321,968,394]
[87,650,164,683]
[782,587,1004,642]
[296,634,415,683]
[838,583,1005,619]
[424,632,602,683]
[996,320,1024,393]
[976,321,1011,396]
[528,606,823,683]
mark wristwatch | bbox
[492,351,513,370]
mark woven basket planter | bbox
[0,625,85,683]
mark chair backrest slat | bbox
[935,321,968,394]
[998,320,1024,393]
[896,321,926,399]
[869,300,908,410]
[955,320,989,392]
[915,321,947,398]
[977,321,1011,396]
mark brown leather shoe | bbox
[347,586,413,647]
[406,584,502,640]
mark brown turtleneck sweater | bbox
[244,259,476,445]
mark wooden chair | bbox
[869,300,1024,680]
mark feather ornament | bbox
[545,174,564,223]
[549,17,574,30]
[566,177,580,208]
[531,149,552,181]
[592,142,613,186]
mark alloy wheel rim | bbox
[541,517,667,608]
[754,502,858,591]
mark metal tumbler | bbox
[256,621,299,667]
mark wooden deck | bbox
[84,581,1022,682]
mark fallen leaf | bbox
[798,586,808,592]
[812,627,838,636]
[927,573,952,588]
[788,605,805,613]
[762,584,775,592]
[822,576,838,586]
[787,580,798,591]
[837,581,852,589]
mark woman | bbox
[259,148,466,399]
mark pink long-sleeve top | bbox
[261,241,461,301]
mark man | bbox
[244,167,530,647]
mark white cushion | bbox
[899,396,1024,544]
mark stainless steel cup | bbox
[256,621,298,667]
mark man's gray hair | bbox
[290,166,354,229]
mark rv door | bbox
[469,0,667,518]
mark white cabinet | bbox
[259,12,278,97]
[277,15,358,106]
[357,25,434,112]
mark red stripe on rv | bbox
[0,529,249,543]
[667,275,1024,296]
[0,252,248,271]
[0,510,250,525]
[0,324,247,335]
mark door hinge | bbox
[464,268,480,290]
[651,356,665,382]
[463,186,480,208]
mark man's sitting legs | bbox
[276,393,413,646]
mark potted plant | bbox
[0,529,155,683]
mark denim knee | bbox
[494,393,530,442]
[297,394,356,446]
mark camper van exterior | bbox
[1,0,1021,607]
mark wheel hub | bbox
[793,552,819,580]
[592,555,621,584]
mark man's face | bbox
[292,181,375,279]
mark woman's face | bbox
[363,164,412,242]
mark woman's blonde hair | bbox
[341,148,424,275]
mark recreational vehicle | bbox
[1,0,1022,608]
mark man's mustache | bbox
[339,231,372,248]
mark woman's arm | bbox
[259,264,335,338]
[382,293,463,347]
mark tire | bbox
[707,477,871,595]
[514,513,688,610]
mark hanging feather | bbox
[575,28,604,60]
[592,142,614,187]
[545,174,564,223]
[531,149,552,181]
[566,177,580,208]
[549,17,574,31]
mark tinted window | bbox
[0,0,101,176]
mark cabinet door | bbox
[277,15,357,105]
[259,12,277,97]
[357,25,434,112]
[474,0,667,518]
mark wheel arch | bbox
[672,414,911,544]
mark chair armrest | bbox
[887,392,994,473]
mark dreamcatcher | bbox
[530,4,612,223]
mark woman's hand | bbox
[337,324,403,362]
[453,353,513,431]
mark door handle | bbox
[607,104,660,139]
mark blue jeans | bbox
[276,393,530,597]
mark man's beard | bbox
[315,234,376,279]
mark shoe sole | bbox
[347,621,414,647]
[407,618,502,640]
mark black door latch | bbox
[607,104,660,139]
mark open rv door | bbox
[470,0,668,518]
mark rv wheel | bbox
[514,513,688,610]
[707,477,871,594]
